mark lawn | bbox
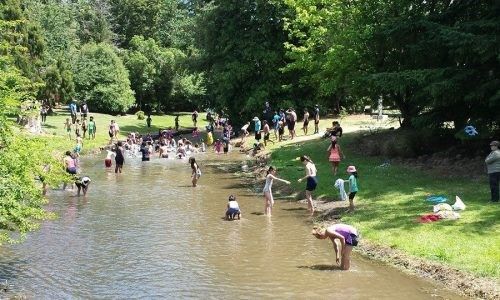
[269,133,500,278]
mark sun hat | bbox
[252,116,259,121]
[490,141,500,147]
[347,166,357,173]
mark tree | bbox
[73,43,135,113]
[195,0,290,122]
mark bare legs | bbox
[264,191,274,216]
[306,190,314,215]
[331,161,339,176]
[341,245,353,270]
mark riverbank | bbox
[233,127,499,299]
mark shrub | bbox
[136,110,145,120]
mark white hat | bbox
[252,117,259,121]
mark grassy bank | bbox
[269,133,500,278]
[28,110,207,154]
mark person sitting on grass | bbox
[75,176,91,197]
[225,195,241,220]
[311,223,359,270]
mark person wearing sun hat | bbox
[252,116,262,143]
[485,140,500,202]
[346,165,358,211]
[311,223,359,270]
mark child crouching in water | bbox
[225,195,241,220]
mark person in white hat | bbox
[75,176,91,197]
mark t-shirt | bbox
[313,107,320,119]
[273,114,280,125]
[254,120,261,132]
[106,150,116,160]
[290,111,297,122]
[229,201,240,210]
[329,224,358,244]
[349,175,358,192]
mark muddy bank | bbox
[229,150,499,300]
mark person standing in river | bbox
[115,141,124,174]
[485,140,500,202]
[189,157,201,187]
[298,155,317,215]
[263,166,291,216]
[311,223,359,270]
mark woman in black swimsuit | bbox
[115,142,125,173]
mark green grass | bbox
[269,133,500,278]
[35,110,207,154]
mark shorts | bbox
[66,167,77,175]
[346,233,359,246]
[226,208,240,217]
[314,119,319,124]
[142,157,150,162]
[306,176,317,191]
[255,132,262,140]
[115,158,124,167]
[88,129,95,135]
[349,192,357,200]
[264,133,270,141]
[278,128,284,135]
[288,121,296,131]
[75,181,89,189]
[105,158,112,168]
[108,131,113,138]
[223,146,229,153]
[303,120,309,127]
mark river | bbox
[0,152,465,299]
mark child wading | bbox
[346,166,359,212]
[263,166,291,216]
[225,195,241,220]
[75,176,91,197]
[189,157,201,187]
[298,155,317,215]
[311,223,359,270]
[327,136,344,175]
[115,141,125,173]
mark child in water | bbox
[346,166,358,212]
[214,139,223,154]
[189,157,201,187]
[75,176,91,197]
[263,166,291,216]
[225,195,241,220]
[105,148,116,168]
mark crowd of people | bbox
[50,102,499,272]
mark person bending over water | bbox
[189,157,201,187]
[225,195,241,220]
[263,166,291,216]
[75,176,91,197]
[311,223,359,270]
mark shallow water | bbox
[0,152,465,299]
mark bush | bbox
[136,110,145,120]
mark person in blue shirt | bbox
[272,111,280,139]
[69,100,78,124]
[253,117,262,143]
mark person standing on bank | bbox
[485,140,500,202]
[313,104,320,134]
[298,155,318,215]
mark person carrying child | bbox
[225,195,241,220]
[346,166,359,212]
